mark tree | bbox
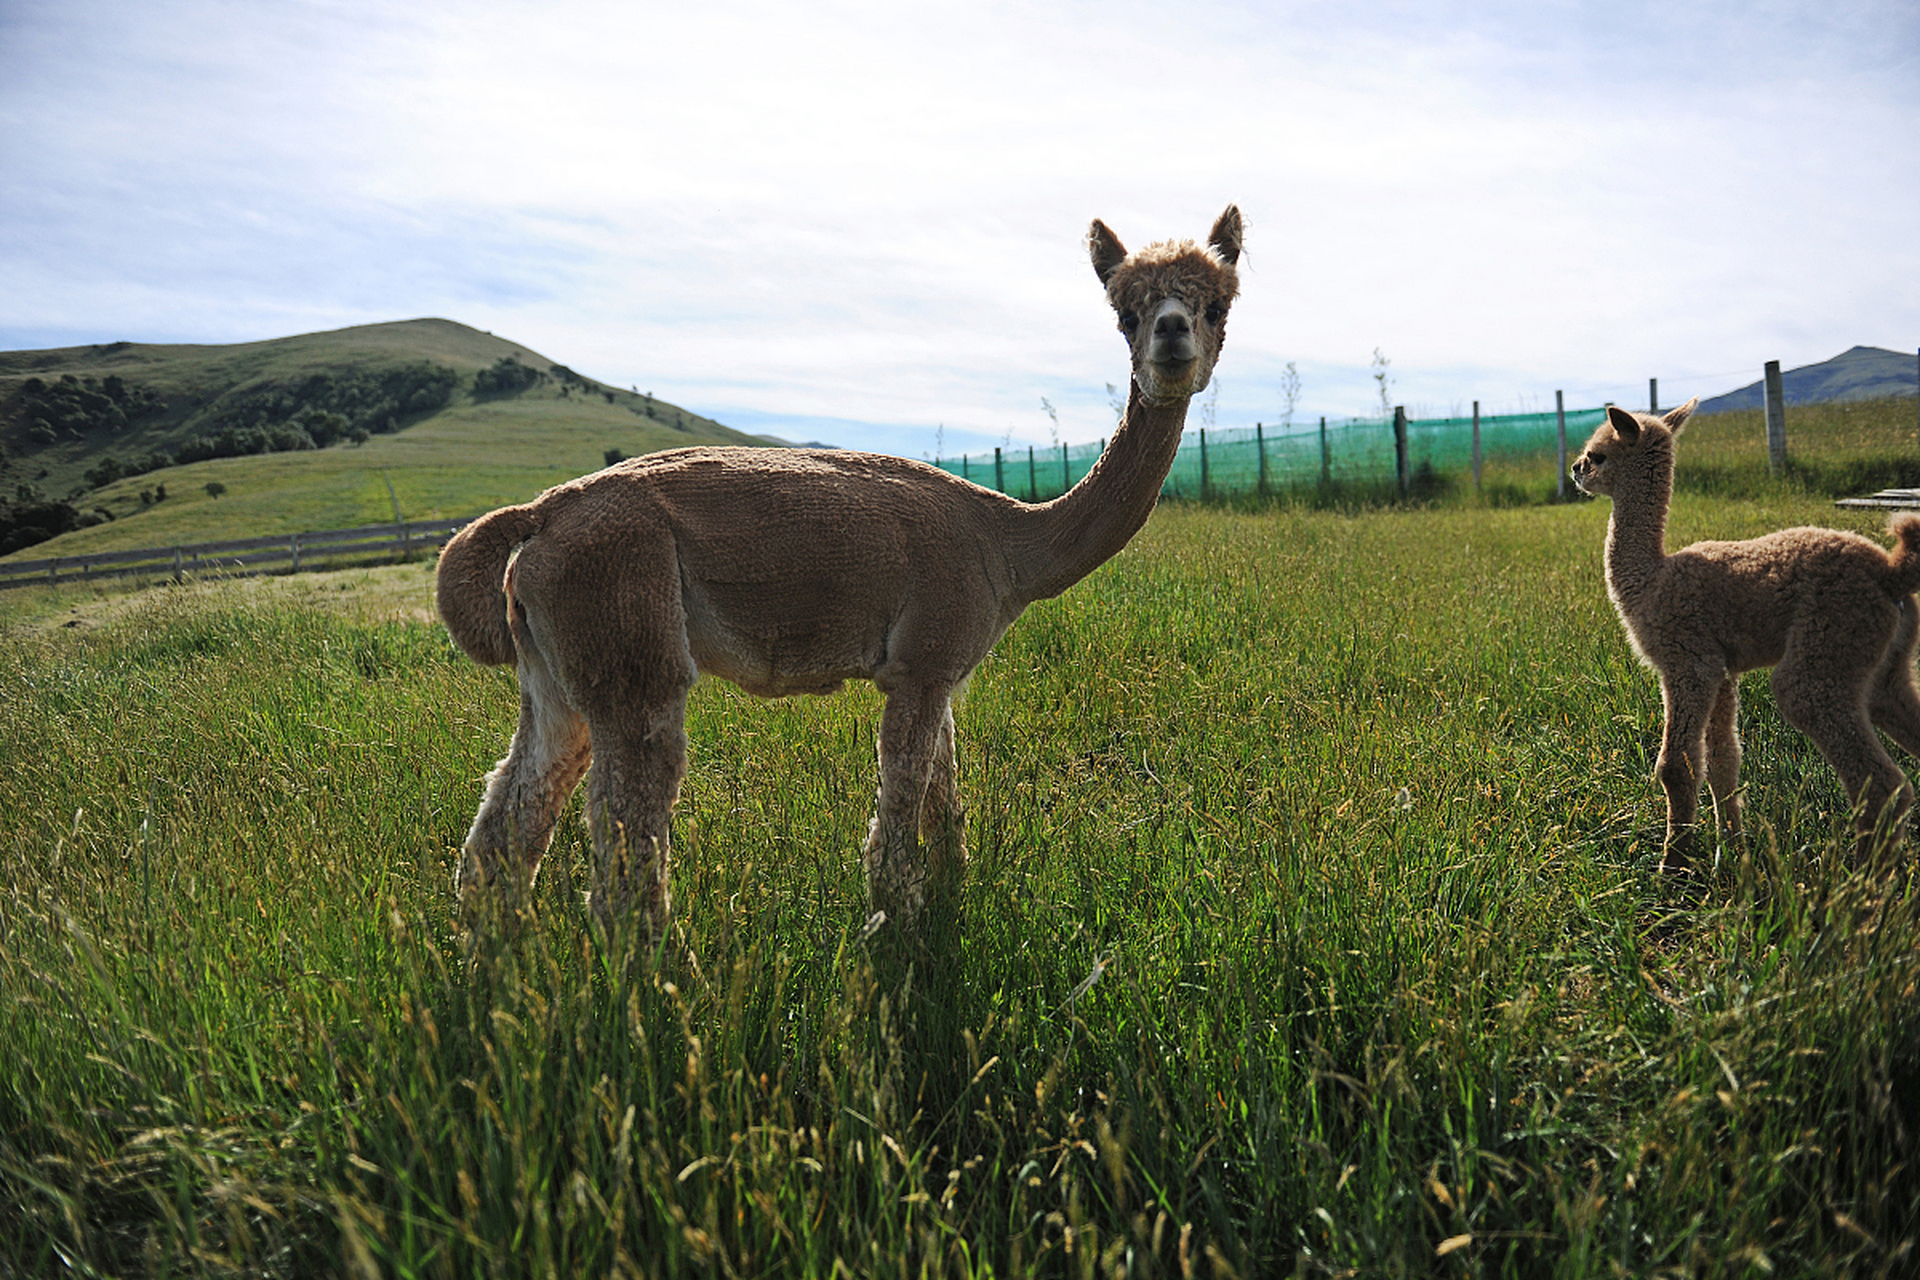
[205,481,227,499]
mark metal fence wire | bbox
[935,406,1609,501]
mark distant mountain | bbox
[0,318,769,558]
[0,318,760,497]
[1696,345,1919,415]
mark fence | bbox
[0,517,471,592]
[935,405,1610,502]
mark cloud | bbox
[2,0,1915,453]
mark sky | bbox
[2,0,1916,459]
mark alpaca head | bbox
[1088,205,1242,405]
[1571,398,1699,499]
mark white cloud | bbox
[2,0,1915,453]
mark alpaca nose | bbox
[1149,305,1197,364]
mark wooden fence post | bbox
[1256,423,1268,497]
[1199,428,1211,501]
[1764,360,1787,474]
[1649,377,1659,414]
[1319,416,1329,486]
[994,447,1004,493]
[1471,401,1482,494]
[1027,445,1037,499]
[1061,442,1070,493]
[1393,407,1409,497]
[1555,391,1568,500]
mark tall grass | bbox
[2,498,1917,1276]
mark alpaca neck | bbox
[1010,378,1190,602]
[1605,464,1673,605]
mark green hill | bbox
[0,318,771,559]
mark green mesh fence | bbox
[934,407,1609,501]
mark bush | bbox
[5,372,162,445]
[473,357,544,396]
[0,493,81,554]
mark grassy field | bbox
[4,473,1919,1275]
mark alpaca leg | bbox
[863,681,951,927]
[1655,672,1718,851]
[584,694,689,943]
[458,649,592,923]
[1869,598,1920,760]
[1773,661,1914,860]
[1704,675,1743,837]
[919,697,967,889]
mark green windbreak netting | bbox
[933,407,1610,500]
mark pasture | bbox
[2,484,1918,1275]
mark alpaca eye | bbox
[1204,303,1225,324]
[1118,312,1139,333]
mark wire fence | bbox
[935,405,1610,501]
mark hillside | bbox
[1696,344,1919,414]
[0,319,769,558]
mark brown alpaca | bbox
[1571,399,1920,870]
[437,206,1244,935]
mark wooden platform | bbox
[1836,488,1920,511]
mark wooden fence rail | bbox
[0,517,474,592]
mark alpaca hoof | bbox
[1656,831,1697,880]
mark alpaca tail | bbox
[436,504,542,665]
[1887,513,1920,599]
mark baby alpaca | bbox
[437,207,1244,938]
[1571,399,1920,870]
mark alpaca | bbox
[437,206,1244,935]
[1570,399,1920,871]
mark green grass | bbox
[3,493,1917,1277]
[9,391,756,561]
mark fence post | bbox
[1027,445,1037,499]
[1555,391,1568,500]
[1471,401,1482,494]
[1256,423,1268,497]
[1200,429,1210,501]
[1061,442,1069,494]
[960,454,969,482]
[1319,416,1330,486]
[1649,377,1659,414]
[1764,360,1787,474]
[1393,407,1409,497]
[994,447,1004,493]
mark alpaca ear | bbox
[1088,219,1128,285]
[1662,397,1699,435]
[1208,205,1243,265]
[1606,405,1642,444]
